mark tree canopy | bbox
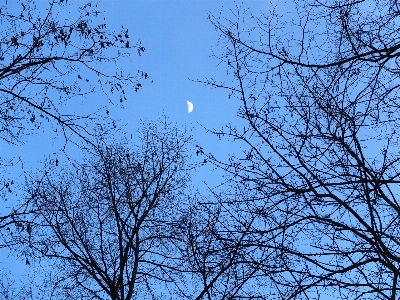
[0,0,149,230]
[3,0,400,299]
[6,118,196,300]
[195,0,400,299]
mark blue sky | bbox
[0,0,276,296]
[1,0,275,182]
[1,1,384,299]
[0,0,291,213]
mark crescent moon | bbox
[187,101,193,113]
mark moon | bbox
[187,101,193,113]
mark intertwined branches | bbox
[0,0,148,147]
[195,1,400,299]
[6,118,196,300]
[0,0,150,236]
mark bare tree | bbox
[172,186,273,300]
[0,0,149,238]
[193,1,400,299]
[6,118,196,300]
[0,269,29,300]
[0,0,148,146]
